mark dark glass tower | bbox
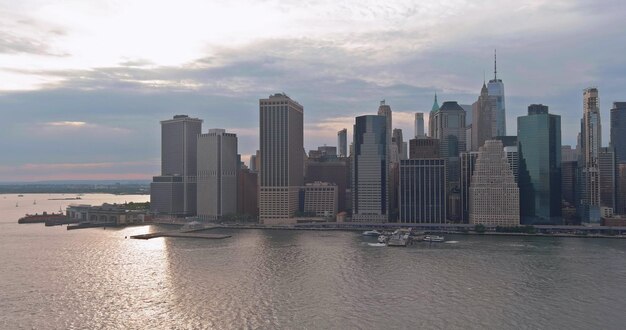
[517,104,562,224]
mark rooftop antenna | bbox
[494,49,497,80]
[380,99,386,106]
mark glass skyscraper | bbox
[517,104,562,224]
[352,115,389,222]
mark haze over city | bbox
[2,0,625,181]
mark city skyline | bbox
[2,1,626,181]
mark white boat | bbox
[423,235,445,243]
[377,235,388,243]
[362,230,381,237]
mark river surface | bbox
[1,193,626,329]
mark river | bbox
[1,193,625,329]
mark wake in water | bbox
[367,243,386,247]
[444,241,459,244]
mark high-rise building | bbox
[299,182,338,218]
[196,129,238,221]
[399,159,447,223]
[504,146,519,183]
[578,87,602,223]
[259,93,304,224]
[610,102,626,163]
[429,100,466,220]
[617,164,626,214]
[428,94,440,138]
[469,140,519,226]
[415,113,425,138]
[338,128,348,157]
[471,82,496,151]
[352,115,389,222]
[409,138,440,159]
[561,146,578,162]
[598,147,616,211]
[392,128,405,160]
[237,167,258,218]
[305,158,350,212]
[562,161,578,205]
[460,151,479,223]
[487,50,506,137]
[150,115,202,216]
[517,104,562,224]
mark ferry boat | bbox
[423,235,445,243]
[362,230,381,237]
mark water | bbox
[2,194,626,329]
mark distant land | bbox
[0,181,150,194]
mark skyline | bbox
[2,1,626,181]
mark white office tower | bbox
[469,140,520,226]
[415,112,425,138]
[197,129,238,221]
[259,93,304,224]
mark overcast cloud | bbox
[1,0,625,181]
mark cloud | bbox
[44,121,87,127]
[1,0,626,180]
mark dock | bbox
[130,222,229,240]
[130,232,231,240]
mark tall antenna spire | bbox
[494,49,497,80]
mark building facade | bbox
[517,104,562,224]
[487,51,506,137]
[469,140,520,226]
[415,112,425,138]
[409,138,440,159]
[150,115,202,216]
[259,93,304,224]
[471,83,496,151]
[196,129,238,221]
[460,151,479,223]
[599,147,616,211]
[399,159,447,223]
[578,87,602,223]
[338,128,348,157]
[300,182,338,218]
[352,115,389,222]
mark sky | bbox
[1,0,625,182]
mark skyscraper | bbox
[399,159,447,223]
[578,87,602,223]
[428,94,439,138]
[392,128,406,160]
[504,146,519,183]
[517,104,562,224]
[352,115,389,222]
[338,128,348,157]
[598,147,616,211]
[471,82,496,151]
[429,100,466,220]
[415,112,425,138]
[196,129,238,221]
[610,102,626,163]
[259,93,304,224]
[460,151,479,223]
[409,138,440,159]
[469,140,519,226]
[150,115,202,216]
[487,50,506,137]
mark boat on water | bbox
[362,230,381,237]
[17,194,24,197]
[423,235,445,243]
